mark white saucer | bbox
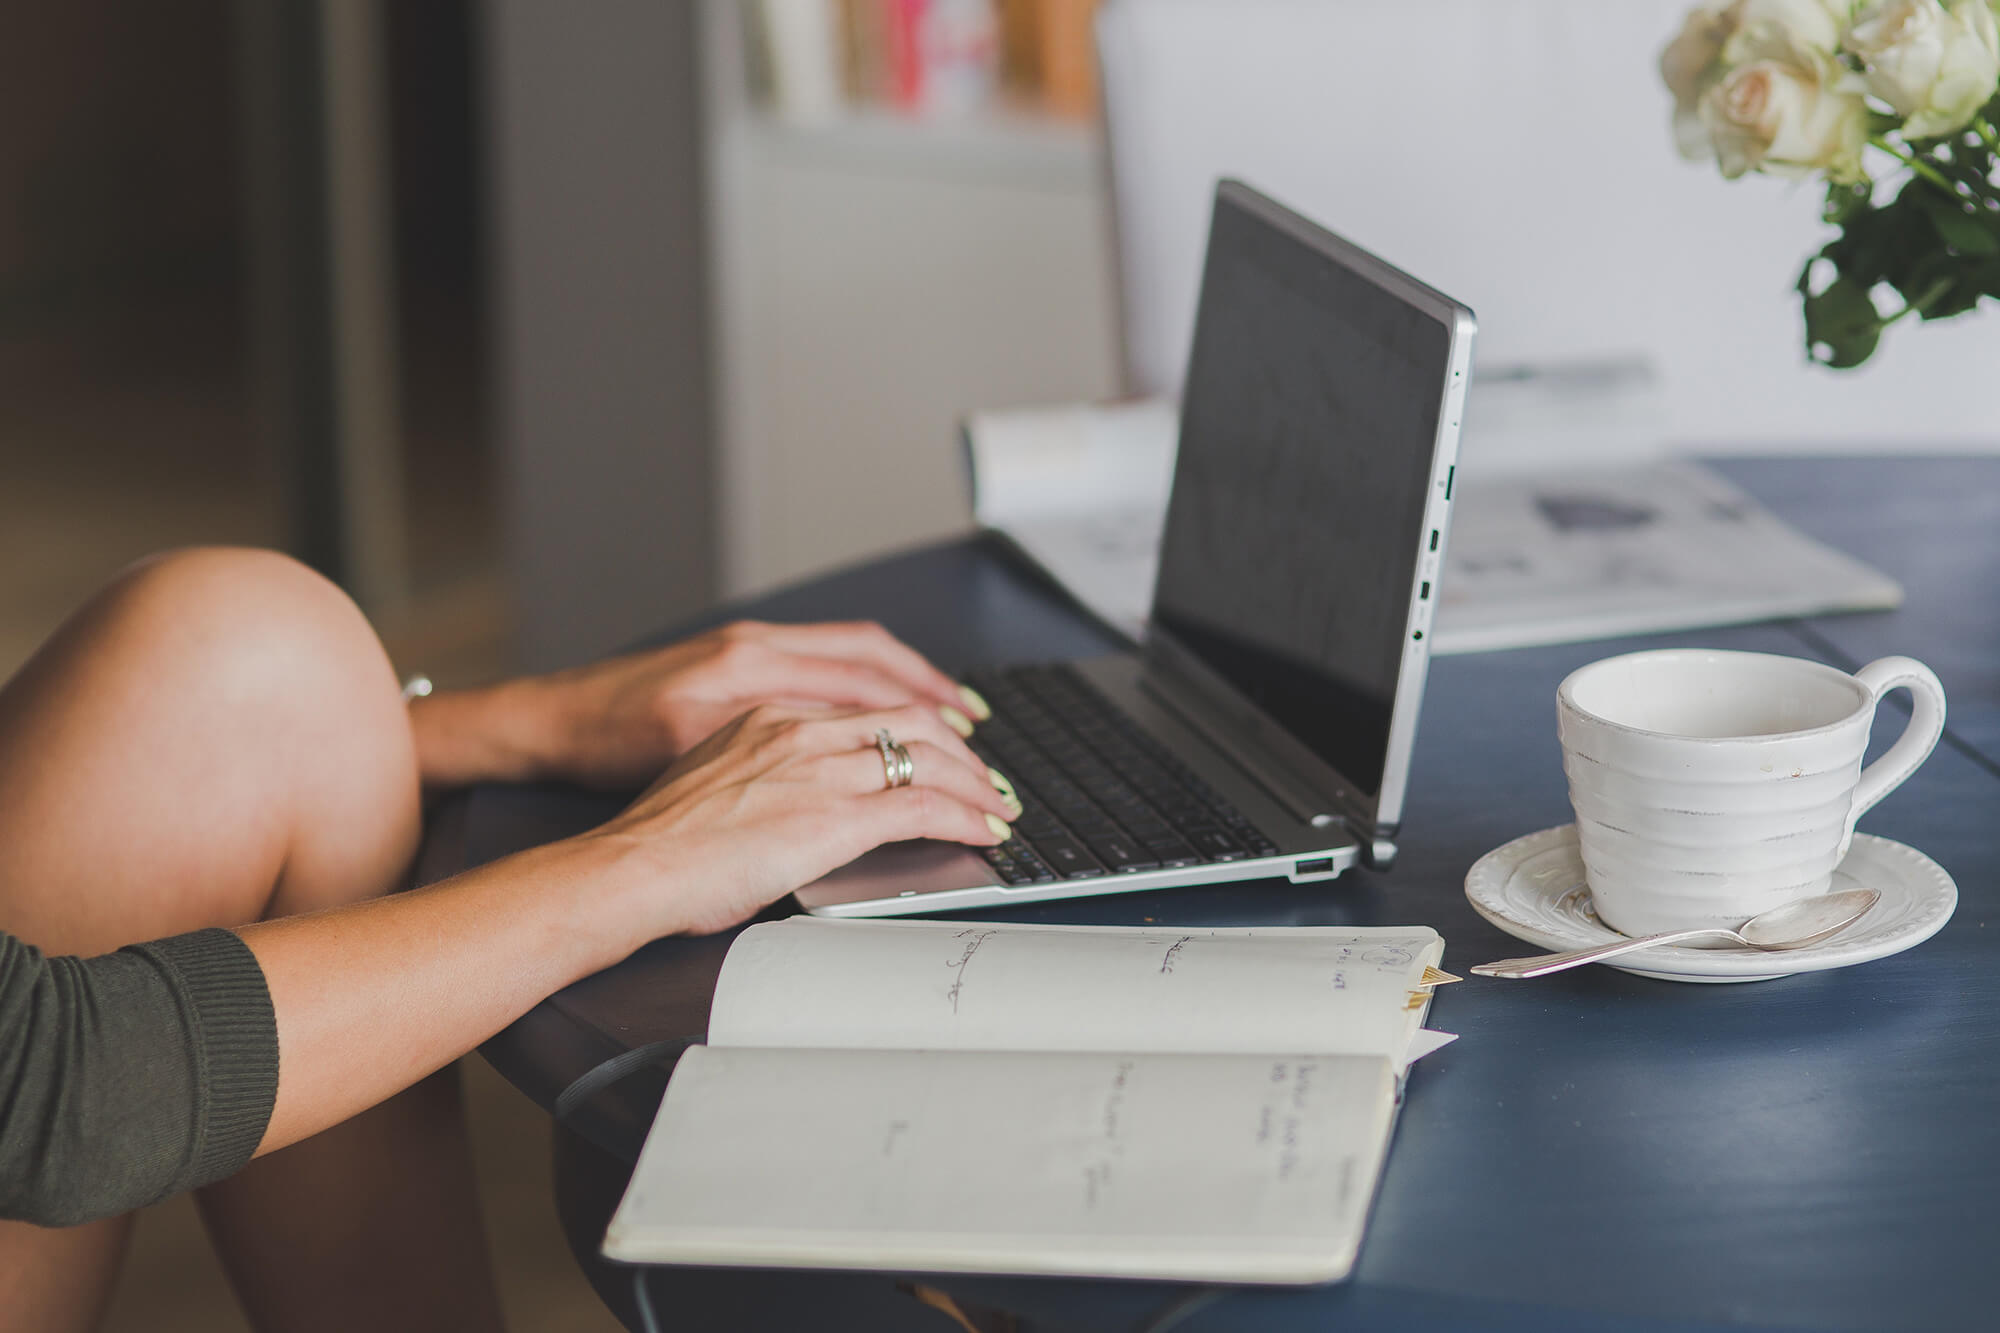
[1464,825,1957,983]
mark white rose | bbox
[1722,0,1856,64]
[1662,1,1860,158]
[1663,5,1742,156]
[1698,54,1873,180]
[1844,0,2000,138]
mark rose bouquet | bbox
[1663,0,2000,367]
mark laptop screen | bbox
[1150,188,1452,801]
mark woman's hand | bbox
[241,696,1016,1155]
[409,620,993,791]
[585,700,1016,936]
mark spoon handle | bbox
[1471,927,1737,979]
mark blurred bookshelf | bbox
[700,0,1120,598]
[745,0,1101,127]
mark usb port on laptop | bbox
[1294,858,1334,876]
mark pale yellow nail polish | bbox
[986,768,1022,817]
[984,813,1012,842]
[958,685,993,721]
[940,705,975,738]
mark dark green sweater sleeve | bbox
[0,927,278,1227]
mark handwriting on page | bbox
[1256,1061,1320,1181]
[943,929,996,1015]
[1328,938,1425,992]
[1081,1059,1135,1210]
[1159,936,1192,973]
[1252,1059,1357,1201]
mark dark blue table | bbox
[420,457,2000,1332]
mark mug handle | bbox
[1845,656,1947,849]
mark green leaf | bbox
[1802,275,1885,369]
[1826,188,1928,289]
[1919,278,1984,321]
[1974,259,2000,300]
[1813,328,1883,368]
[1912,185,2000,255]
[1822,181,1874,227]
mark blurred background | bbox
[1,1,1110,1329]
[8,0,1996,1328]
[0,0,1120,693]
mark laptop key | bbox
[1006,803,1069,839]
[1024,833,1104,878]
[1010,852,1058,883]
[1083,834,1159,873]
[979,845,1030,884]
[1140,836,1203,868]
[1186,827,1249,860]
[990,841,1059,885]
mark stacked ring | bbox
[875,728,915,790]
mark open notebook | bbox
[602,917,1456,1285]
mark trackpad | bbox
[798,839,996,907]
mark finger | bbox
[728,649,918,713]
[822,741,1015,821]
[804,702,991,781]
[850,786,1011,850]
[752,621,982,719]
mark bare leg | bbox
[0,549,503,1333]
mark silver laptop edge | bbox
[797,180,1476,918]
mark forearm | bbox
[406,678,566,789]
[241,832,652,1155]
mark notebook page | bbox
[602,1045,1397,1284]
[707,918,1445,1068]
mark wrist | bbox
[410,675,575,788]
[568,823,703,947]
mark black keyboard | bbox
[961,664,1280,887]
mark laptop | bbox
[796,179,1476,918]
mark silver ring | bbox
[875,728,914,790]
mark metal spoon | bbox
[1471,888,1881,979]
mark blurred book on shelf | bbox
[748,0,1101,125]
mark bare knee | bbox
[111,549,423,914]
[0,548,421,939]
[110,547,385,681]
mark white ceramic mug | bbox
[1556,649,1946,938]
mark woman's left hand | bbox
[415,620,992,790]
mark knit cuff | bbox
[130,929,280,1190]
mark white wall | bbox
[1100,0,2000,466]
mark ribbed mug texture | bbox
[1558,651,1874,939]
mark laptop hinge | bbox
[1359,835,1399,871]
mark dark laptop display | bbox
[1152,191,1453,802]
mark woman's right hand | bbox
[583,701,1018,937]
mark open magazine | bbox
[963,400,1902,654]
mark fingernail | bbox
[984,813,1012,842]
[1001,792,1022,819]
[940,705,975,738]
[957,685,992,721]
[986,767,1015,798]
